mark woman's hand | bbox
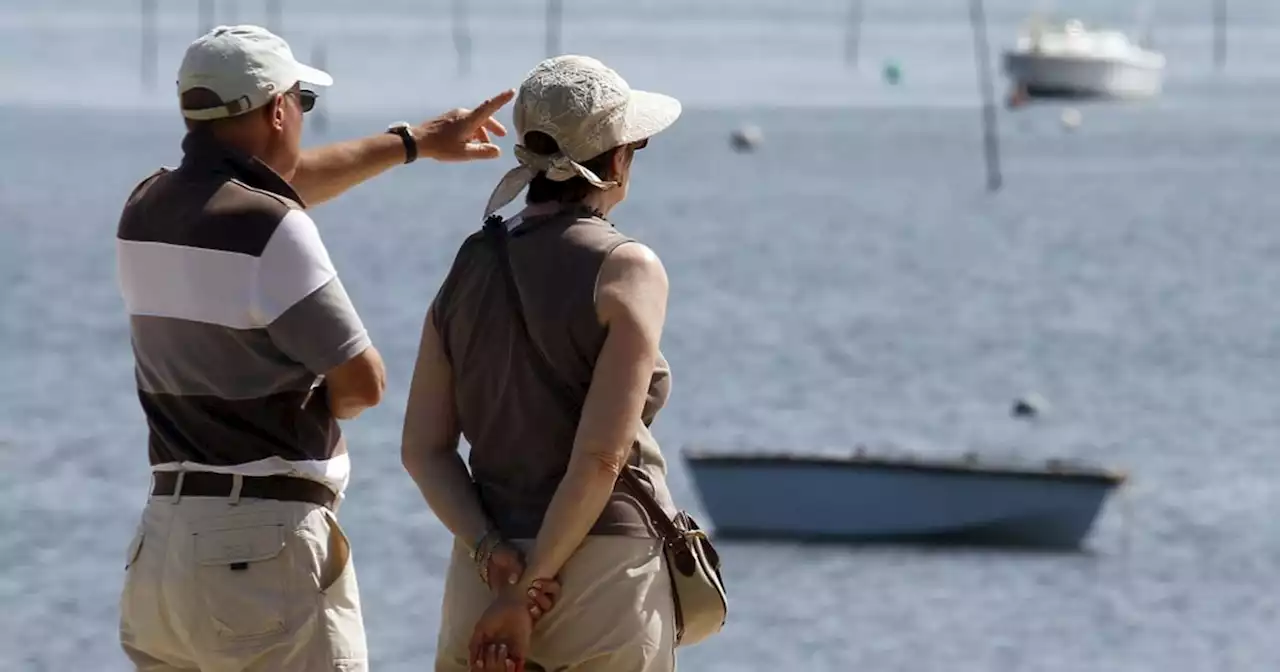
[483,544,562,620]
[524,578,560,621]
[468,593,533,672]
[483,544,526,592]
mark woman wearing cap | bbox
[401,55,684,672]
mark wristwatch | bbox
[386,121,417,164]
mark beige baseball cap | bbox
[177,25,332,121]
[483,55,682,219]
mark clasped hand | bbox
[468,543,560,672]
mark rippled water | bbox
[4,1,1280,670]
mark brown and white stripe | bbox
[115,133,369,495]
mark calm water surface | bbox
[3,1,1280,670]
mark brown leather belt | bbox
[151,471,336,509]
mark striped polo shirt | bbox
[115,130,370,495]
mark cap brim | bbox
[618,90,681,145]
[292,62,333,87]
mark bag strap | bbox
[482,215,684,544]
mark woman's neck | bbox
[518,201,565,219]
[519,195,616,221]
[582,191,617,217]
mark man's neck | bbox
[199,125,276,173]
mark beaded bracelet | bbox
[473,532,505,586]
[469,529,499,563]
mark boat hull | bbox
[1002,52,1163,99]
[685,455,1123,549]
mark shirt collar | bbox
[179,129,306,207]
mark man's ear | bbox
[270,94,286,131]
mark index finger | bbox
[484,116,508,137]
[465,89,516,128]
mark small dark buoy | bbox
[1011,393,1047,419]
[729,125,762,152]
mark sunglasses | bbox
[289,88,317,113]
[632,138,648,151]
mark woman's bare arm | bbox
[401,306,492,548]
[509,241,670,595]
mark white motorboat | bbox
[1002,18,1166,100]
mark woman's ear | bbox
[609,147,629,181]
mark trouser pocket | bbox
[317,508,353,594]
[124,524,145,571]
[313,508,368,665]
[191,513,290,642]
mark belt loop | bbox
[169,471,185,505]
[229,474,244,506]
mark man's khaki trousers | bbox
[120,491,367,671]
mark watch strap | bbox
[387,123,417,164]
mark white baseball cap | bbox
[483,55,681,219]
[177,25,333,121]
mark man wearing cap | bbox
[115,25,514,671]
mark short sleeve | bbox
[254,209,371,373]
